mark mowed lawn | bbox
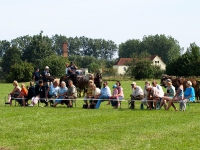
[0,80,200,150]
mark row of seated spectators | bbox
[5,80,124,109]
[5,80,77,107]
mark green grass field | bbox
[1,80,200,150]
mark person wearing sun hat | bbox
[42,66,50,84]
[107,84,119,108]
[129,82,144,109]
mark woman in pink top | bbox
[111,81,124,108]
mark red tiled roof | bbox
[115,58,132,65]
[116,55,160,65]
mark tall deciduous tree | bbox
[22,31,54,63]
[11,35,32,54]
[0,46,22,74]
[51,34,68,55]
[0,40,10,57]
[166,42,200,76]
[119,34,181,64]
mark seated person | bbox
[61,80,77,107]
[51,81,68,107]
[88,84,101,108]
[5,80,21,106]
[168,79,184,110]
[180,80,195,111]
[160,79,176,110]
[110,81,124,108]
[24,81,36,106]
[46,80,60,105]
[151,80,164,109]
[68,62,78,77]
[129,82,144,109]
[141,83,151,109]
[95,81,111,109]
[148,85,164,110]
[29,80,48,107]
[83,80,94,108]
[16,83,28,106]
[107,85,119,108]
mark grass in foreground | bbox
[0,81,200,150]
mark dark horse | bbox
[160,75,200,100]
[60,73,93,97]
[94,73,102,89]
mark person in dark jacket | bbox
[29,80,48,107]
[23,81,36,106]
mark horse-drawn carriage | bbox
[60,71,102,97]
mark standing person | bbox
[29,80,48,107]
[42,66,50,84]
[129,82,144,109]
[65,63,69,76]
[33,68,41,85]
[95,81,111,109]
[5,80,21,106]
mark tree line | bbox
[0,31,116,82]
[0,32,199,81]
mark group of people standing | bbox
[130,80,195,111]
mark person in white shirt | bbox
[95,81,111,109]
[151,80,164,109]
[141,81,151,109]
[129,82,144,109]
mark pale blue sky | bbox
[0,0,200,54]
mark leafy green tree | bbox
[0,40,10,57]
[38,55,67,77]
[166,42,200,76]
[119,39,141,58]
[119,34,181,64]
[67,37,82,56]
[0,46,22,74]
[22,31,54,63]
[6,61,34,82]
[11,35,32,54]
[88,62,100,73]
[51,34,68,55]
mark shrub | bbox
[6,61,34,82]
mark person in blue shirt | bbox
[95,81,111,109]
[180,80,195,111]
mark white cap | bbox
[45,66,49,69]
[131,82,136,85]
